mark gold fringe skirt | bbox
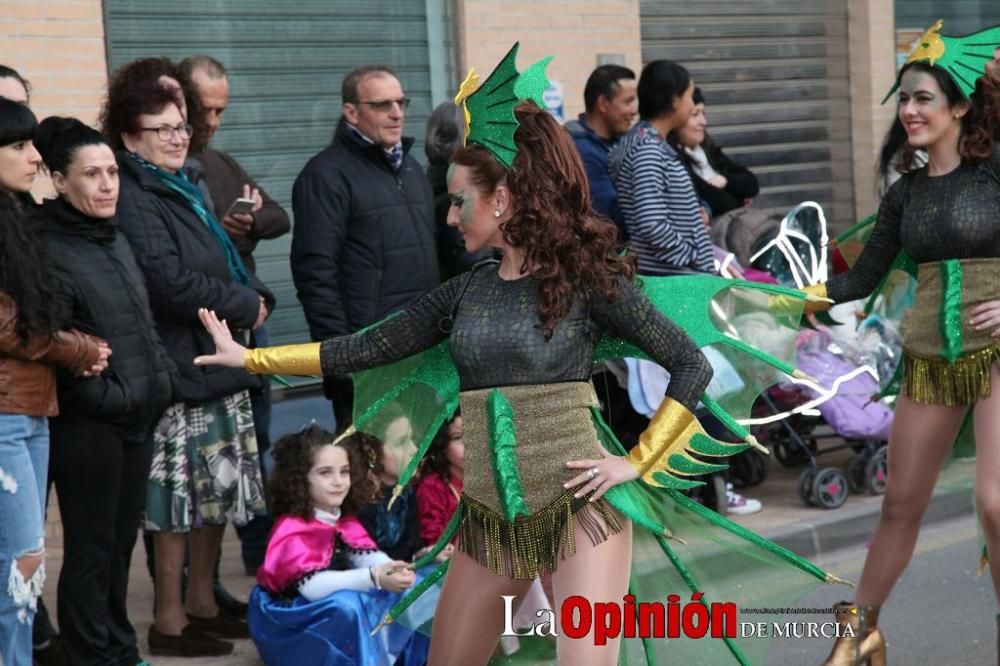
[457,381,623,579]
[901,258,1000,405]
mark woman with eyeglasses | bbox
[101,61,272,657]
[0,99,109,666]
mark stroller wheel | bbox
[797,468,818,507]
[812,468,849,509]
[864,446,889,495]
[846,453,870,493]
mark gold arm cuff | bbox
[768,282,832,314]
[625,397,704,485]
[802,282,832,313]
[244,342,322,376]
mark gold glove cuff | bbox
[802,282,832,313]
[626,397,703,485]
[245,342,322,376]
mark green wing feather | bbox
[486,389,530,520]
[464,43,522,168]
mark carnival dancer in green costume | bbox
[194,44,847,665]
[795,20,1000,666]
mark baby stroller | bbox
[732,202,899,508]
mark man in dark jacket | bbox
[565,64,637,241]
[291,65,439,432]
[182,54,291,575]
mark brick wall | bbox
[456,0,643,121]
[848,0,897,220]
[0,0,108,198]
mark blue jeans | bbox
[0,414,49,666]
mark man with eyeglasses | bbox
[291,65,439,434]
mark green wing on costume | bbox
[347,275,849,664]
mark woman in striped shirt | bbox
[609,60,714,275]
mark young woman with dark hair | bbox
[800,25,1000,663]
[0,100,109,666]
[32,115,176,666]
[609,60,714,274]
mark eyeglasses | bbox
[139,123,193,141]
[356,97,411,113]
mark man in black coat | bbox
[291,65,439,432]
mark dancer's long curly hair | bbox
[893,62,1000,171]
[270,425,381,520]
[451,102,635,338]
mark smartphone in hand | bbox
[223,197,256,218]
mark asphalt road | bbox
[768,513,995,665]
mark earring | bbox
[493,209,501,218]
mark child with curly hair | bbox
[416,412,463,550]
[249,424,427,665]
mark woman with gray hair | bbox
[425,102,493,278]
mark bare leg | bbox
[427,550,534,665]
[855,394,966,606]
[185,524,225,618]
[152,531,188,634]
[974,365,1000,601]
[550,512,632,666]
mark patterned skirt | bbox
[145,391,266,532]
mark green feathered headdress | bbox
[883,19,1000,103]
[454,42,553,168]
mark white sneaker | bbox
[726,483,762,515]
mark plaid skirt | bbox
[144,391,266,532]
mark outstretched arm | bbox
[194,276,464,375]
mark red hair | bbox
[451,102,635,337]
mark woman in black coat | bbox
[672,88,759,218]
[33,117,175,666]
[102,65,273,657]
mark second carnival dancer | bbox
[795,20,1000,666]
[195,45,848,665]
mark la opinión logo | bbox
[502,595,855,645]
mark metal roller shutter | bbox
[640,0,854,231]
[897,3,1000,37]
[104,0,453,349]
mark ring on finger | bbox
[588,466,600,480]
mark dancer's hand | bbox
[564,454,639,502]
[970,300,1000,337]
[193,308,247,368]
[377,561,415,592]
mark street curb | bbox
[758,485,975,559]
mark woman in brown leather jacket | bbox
[0,99,108,666]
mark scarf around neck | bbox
[129,152,249,285]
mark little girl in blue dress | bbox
[249,425,429,665]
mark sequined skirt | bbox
[901,258,1000,405]
[456,381,622,579]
